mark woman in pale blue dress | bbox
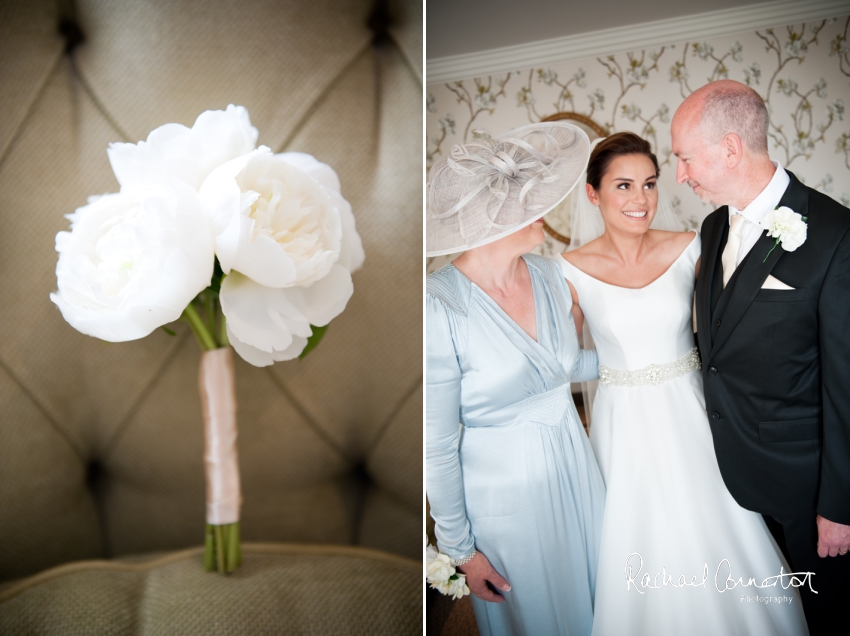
[426,122,606,635]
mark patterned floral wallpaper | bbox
[426,15,850,266]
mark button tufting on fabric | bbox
[58,14,85,54]
[368,0,391,46]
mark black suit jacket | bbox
[696,170,850,524]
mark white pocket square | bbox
[762,275,794,290]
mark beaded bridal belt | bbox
[598,347,701,387]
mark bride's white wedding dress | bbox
[559,234,808,635]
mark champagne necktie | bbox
[721,214,747,287]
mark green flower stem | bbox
[205,292,216,339]
[763,238,780,263]
[227,521,241,569]
[204,524,215,571]
[220,310,229,347]
[215,524,225,574]
[183,304,217,351]
[185,322,206,351]
[204,522,241,574]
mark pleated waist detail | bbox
[464,383,576,429]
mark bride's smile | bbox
[586,153,659,237]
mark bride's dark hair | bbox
[586,132,659,189]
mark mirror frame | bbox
[538,112,607,245]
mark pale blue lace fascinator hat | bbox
[426,121,590,256]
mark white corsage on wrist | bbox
[426,543,471,599]
[760,206,807,262]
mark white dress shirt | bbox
[727,161,790,266]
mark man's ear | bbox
[723,133,743,168]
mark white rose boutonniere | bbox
[760,206,808,262]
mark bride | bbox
[557,132,808,635]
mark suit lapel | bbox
[708,171,810,358]
[777,170,810,217]
[697,209,727,356]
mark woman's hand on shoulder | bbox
[458,551,511,603]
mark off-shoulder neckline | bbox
[558,232,698,291]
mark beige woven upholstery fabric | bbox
[0,0,422,583]
[0,544,421,634]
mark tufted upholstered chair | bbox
[0,0,422,631]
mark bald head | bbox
[674,80,769,155]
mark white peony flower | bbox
[219,266,354,366]
[203,149,364,366]
[200,148,363,288]
[760,206,807,252]
[107,104,258,194]
[273,151,364,274]
[50,183,214,342]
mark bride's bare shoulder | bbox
[561,236,606,265]
[649,229,696,250]
[560,248,580,266]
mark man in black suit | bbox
[672,80,850,634]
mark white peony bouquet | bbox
[50,105,364,573]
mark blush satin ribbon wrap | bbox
[199,347,242,525]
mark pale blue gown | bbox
[426,254,606,636]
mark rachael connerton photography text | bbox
[624,552,817,594]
